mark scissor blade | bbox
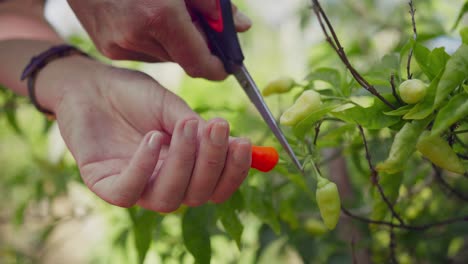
[232,65,303,173]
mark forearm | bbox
[0,0,72,111]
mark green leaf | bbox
[182,206,212,264]
[376,117,432,174]
[434,45,468,108]
[403,73,442,120]
[331,95,400,129]
[242,186,281,234]
[414,43,450,80]
[292,103,338,139]
[452,1,468,30]
[128,208,159,264]
[384,105,413,116]
[216,193,244,249]
[4,101,22,135]
[431,93,468,136]
[305,67,341,91]
[461,27,468,45]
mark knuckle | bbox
[144,1,176,28]
[117,31,140,50]
[178,149,197,163]
[205,157,224,168]
[100,43,122,60]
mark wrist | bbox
[33,51,99,116]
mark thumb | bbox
[187,0,220,20]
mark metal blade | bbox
[232,64,303,173]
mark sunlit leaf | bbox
[461,27,468,45]
[4,101,22,135]
[128,207,159,264]
[331,95,400,129]
[452,1,468,30]
[414,43,450,80]
[431,93,468,136]
[434,45,468,108]
[384,105,413,116]
[182,206,213,264]
[293,103,339,139]
[216,193,244,249]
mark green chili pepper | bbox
[262,77,296,96]
[376,118,431,174]
[398,79,428,104]
[304,218,328,235]
[416,133,465,174]
[316,176,341,230]
[280,90,322,126]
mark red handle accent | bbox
[251,146,279,172]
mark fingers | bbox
[139,118,199,212]
[210,138,252,203]
[90,131,163,208]
[138,117,251,213]
[183,119,230,206]
[153,2,227,80]
[231,5,252,32]
[186,0,219,20]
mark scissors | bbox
[195,0,303,173]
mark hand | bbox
[37,55,252,212]
[67,0,252,80]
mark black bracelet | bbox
[20,44,89,118]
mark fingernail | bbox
[148,132,161,150]
[234,138,251,164]
[234,11,252,27]
[184,119,198,139]
[210,121,229,146]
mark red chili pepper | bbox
[251,146,279,172]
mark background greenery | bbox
[1,0,467,263]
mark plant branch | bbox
[313,120,323,145]
[341,206,468,231]
[390,218,399,264]
[357,125,405,225]
[432,164,468,202]
[454,129,468,134]
[390,74,403,104]
[310,0,396,109]
[406,0,417,79]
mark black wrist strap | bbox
[20,44,89,119]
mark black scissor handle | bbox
[197,0,244,73]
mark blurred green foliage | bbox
[1,0,468,264]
